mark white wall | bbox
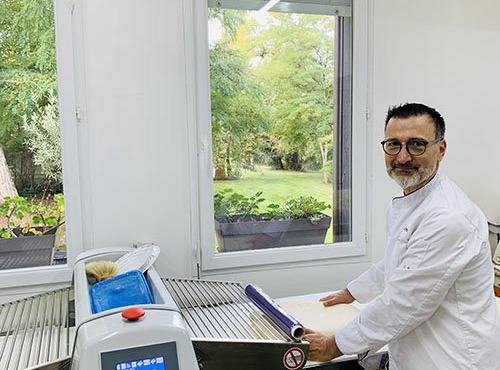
[369,0,500,264]
[4,0,499,302]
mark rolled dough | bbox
[279,300,359,336]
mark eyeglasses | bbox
[380,138,442,156]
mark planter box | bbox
[215,214,332,252]
[0,228,57,269]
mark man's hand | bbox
[319,288,355,307]
[303,328,343,362]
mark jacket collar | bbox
[391,171,443,208]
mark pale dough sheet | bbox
[279,300,359,336]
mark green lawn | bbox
[214,166,334,243]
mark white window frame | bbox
[187,0,368,273]
[0,0,83,289]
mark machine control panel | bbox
[101,342,179,370]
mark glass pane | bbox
[0,0,66,269]
[332,15,352,243]
[209,2,352,253]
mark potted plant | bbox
[0,194,65,269]
[214,189,332,252]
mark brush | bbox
[85,260,119,283]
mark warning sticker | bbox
[283,347,305,369]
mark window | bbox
[0,0,82,286]
[192,0,368,272]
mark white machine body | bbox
[72,248,199,370]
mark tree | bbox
[209,10,270,179]
[239,13,335,172]
[0,146,18,198]
[0,0,60,191]
[319,134,333,184]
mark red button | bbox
[121,307,145,321]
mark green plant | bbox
[214,189,330,223]
[214,189,265,222]
[23,92,63,183]
[265,196,331,223]
[0,193,64,238]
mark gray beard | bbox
[387,161,437,191]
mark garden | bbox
[208,9,339,252]
[213,167,334,251]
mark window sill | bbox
[0,265,72,289]
[201,241,367,272]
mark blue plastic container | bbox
[89,269,154,314]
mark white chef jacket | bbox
[335,172,500,370]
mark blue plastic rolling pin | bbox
[244,283,304,340]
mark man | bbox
[304,103,500,369]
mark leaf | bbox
[45,216,57,226]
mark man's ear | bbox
[438,139,447,161]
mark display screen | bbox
[101,342,179,370]
[115,356,165,370]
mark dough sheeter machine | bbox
[0,248,384,370]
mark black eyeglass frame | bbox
[380,138,443,156]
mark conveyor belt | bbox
[161,278,388,370]
[162,278,290,341]
[162,278,312,370]
[0,287,75,370]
